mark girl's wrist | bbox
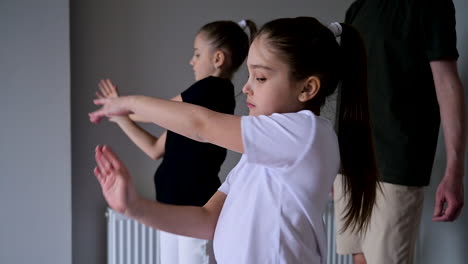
[113,115,132,126]
[123,95,136,113]
[126,194,146,219]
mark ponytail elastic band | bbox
[238,19,247,30]
[328,22,342,38]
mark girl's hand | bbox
[89,97,133,124]
[96,79,120,99]
[94,145,140,216]
[95,79,129,123]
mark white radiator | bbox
[106,208,159,264]
[324,200,353,264]
[106,202,351,264]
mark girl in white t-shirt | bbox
[89,17,379,264]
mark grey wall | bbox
[70,1,468,264]
[0,1,71,264]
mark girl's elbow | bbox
[202,223,216,240]
[205,232,215,240]
[191,117,209,143]
[148,154,158,161]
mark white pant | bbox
[158,231,216,264]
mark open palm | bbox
[96,79,120,99]
[94,145,139,215]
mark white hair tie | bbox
[328,22,342,38]
[238,19,247,30]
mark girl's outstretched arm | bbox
[95,79,185,160]
[89,96,244,153]
[129,95,183,123]
[94,145,226,240]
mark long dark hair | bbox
[199,20,257,77]
[256,17,379,233]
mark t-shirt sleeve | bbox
[218,156,245,194]
[421,0,459,61]
[218,172,232,194]
[344,1,360,24]
[241,112,314,168]
[181,79,209,105]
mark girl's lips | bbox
[247,102,255,108]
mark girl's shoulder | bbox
[240,110,337,168]
[243,110,334,138]
[182,76,235,111]
[189,76,234,95]
[268,110,333,128]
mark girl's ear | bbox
[298,76,321,102]
[213,50,226,69]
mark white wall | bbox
[70,0,468,263]
[0,1,71,264]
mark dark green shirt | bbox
[345,0,459,186]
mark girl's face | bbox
[190,32,218,81]
[243,36,305,116]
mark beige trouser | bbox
[333,175,424,264]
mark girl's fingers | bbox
[97,79,109,96]
[94,166,105,185]
[101,79,111,94]
[93,98,109,105]
[104,79,113,95]
[89,114,101,124]
[95,150,105,171]
[95,146,112,173]
[96,91,105,99]
[98,86,108,98]
[114,85,120,95]
[97,79,119,98]
[105,79,119,96]
[99,80,111,97]
[89,111,105,124]
[95,145,102,153]
[102,146,125,173]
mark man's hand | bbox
[432,171,464,222]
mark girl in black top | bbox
[95,20,256,264]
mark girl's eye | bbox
[256,77,267,83]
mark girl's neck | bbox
[309,105,320,116]
[212,72,232,80]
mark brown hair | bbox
[199,20,257,77]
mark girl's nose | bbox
[242,83,252,95]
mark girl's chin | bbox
[248,110,262,116]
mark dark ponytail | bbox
[336,23,379,233]
[199,20,257,77]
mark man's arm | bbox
[430,60,466,222]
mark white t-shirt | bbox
[213,110,340,264]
